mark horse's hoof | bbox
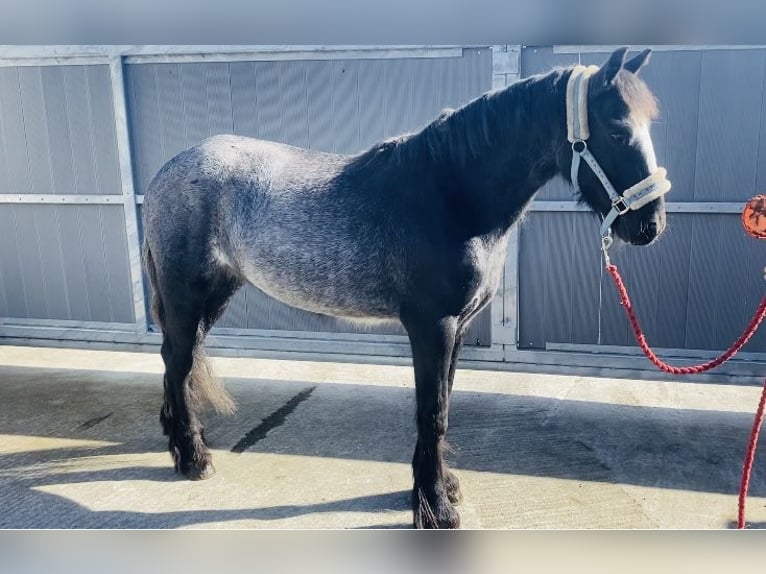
[444,471,463,505]
[185,460,216,481]
[413,488,461,529]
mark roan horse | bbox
[142,47,667,528]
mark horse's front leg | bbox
[405,315,460,529]
[443,326,465,505]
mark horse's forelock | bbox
[615,71,659,122]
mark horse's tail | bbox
[142,240,165,329]
[143,239,236,415]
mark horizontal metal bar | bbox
[0,323,504,362]
[0,45,466,65]
[553,45,766,54]
[530,201,745,213]
[0,56,112,68]
[0,194,124,204]
[504,347,766,381]
[0,317,137,331]
[546,341,766,363]
[124,47,465,65]
[209,326,409,344]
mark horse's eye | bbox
[610,132,629,145]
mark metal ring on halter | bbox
[572,140,587,153]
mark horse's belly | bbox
[238,257,399,321]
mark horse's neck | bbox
[432,71,568,235]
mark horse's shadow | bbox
[1,364,764,528]
[1,462,412,528]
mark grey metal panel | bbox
[651,215,693,348]
[100,205,134,323]
[0,203,132,322]
[647,50,701,202]
[9,205,48,318]
[280,61,310,149]
[694,50,765,202]
[0,205,28,317]
[75,205,133,322]
[544,213,574,344]
[357,60,387,150]
[41,67,75,196]
[256,61,286,143]
[333,60,361,153]
[31,205,70,319]
[128,52,492,343]
[517,213,547,348]
[569,215,603,344]
[18,68,53,197]
[57,204,93,320]
[306,61,335,151]
[85,65,122,195]
[0,68,32,195]
[383,58,412,137]
[61,65,121,196]
[684,214,766,352]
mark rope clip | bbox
[601,233,613,267]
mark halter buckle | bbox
[572,140,587,154]
[612,196,630,215]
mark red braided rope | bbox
[739,380,766,529]
[605,264,766,374]
[604,262,766,529]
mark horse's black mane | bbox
[349,68,566,171]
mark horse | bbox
[142,47,668,528]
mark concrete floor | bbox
[0,344,765,529]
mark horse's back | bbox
[142,135,404,319]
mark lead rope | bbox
[603,254,766,528]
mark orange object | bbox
[742,195,766,239]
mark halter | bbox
[566,65,672,260]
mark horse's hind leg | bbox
[159,295,213,480]
[158,271,242,480]
[404,314,460,529]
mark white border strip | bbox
[0,194,123,204]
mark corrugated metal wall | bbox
[126,50,494,343]
[518,47,766,353]
[7,46,763,364]
[0,64,133,323]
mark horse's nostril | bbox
[642,217,663,236]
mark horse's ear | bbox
[624,48,652,74]
[595,46,629,87]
